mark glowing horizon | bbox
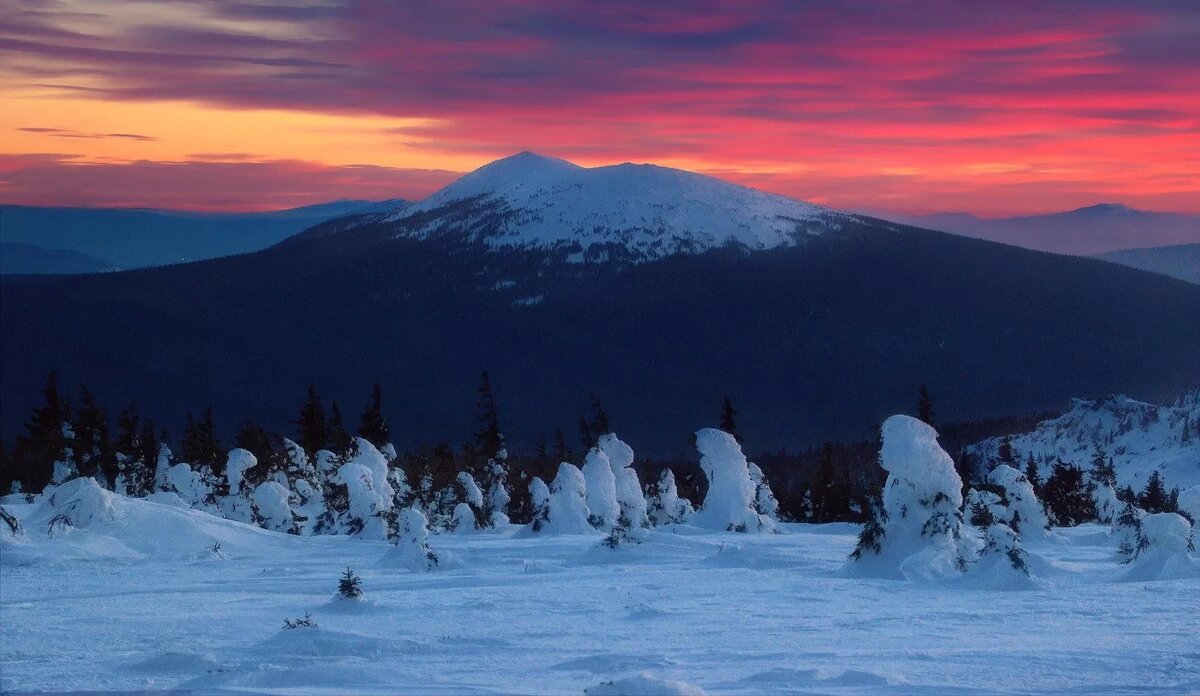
[1,1,1197,216]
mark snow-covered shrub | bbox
[848,415,969,579]
[167,461,214,509]
[987,464,1049,538]
[691,428,772,533]
[1178,485,1200,524]
[599,433,649,529]
[582,446,620,530]
[282,611,317,630]
[383,507,440,572]
[647,468,693,526]
[748,462,780,521]
[528,477,551,532]
[37,477,116,534]
[254,480,297,534]
[1120,512,1199,581]
[544,462,596,535]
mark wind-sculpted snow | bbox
[967,392,1200,489]
[360,152,858,261]
[3,493,1198,694]
[692,428,773,533]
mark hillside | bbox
[1091,244,1200,285]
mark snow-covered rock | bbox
[966,392,1200,490]
[648,468,694,526]
[692,428,772,532]
[849,415,969,580]
[582,447,620,530]
[986,464,1049,539]
[358,152,858,262]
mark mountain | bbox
[965,392,1200,490]
[902,204,1199,255]
[0,242,115,275]
[1091,244,1200,285]
[329,152,855,260]
[2,154,1198,456]
[0,199,408,272]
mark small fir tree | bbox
[338,567,363,599]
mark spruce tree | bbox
[1138,470,1170,513]
[13,371,71,491]
[292,384,327,456]
[357,383,390,449]
[719,396,740,442]
[1089,441,1116,488]
[997,435,1015,466]
[473,372,502,458]
[916,384,935,426]
[135,418,160,495]
[1023,453,1042,497]
[181,408,223,475]
[73,387,115,487]
[327,401,354,458]
[553,429,570,462]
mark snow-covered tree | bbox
[747,462,780,522]
[485,457,511,526]
[581,446,620,530]
[336,459,389,538]
[647,468,693,526]
[217,448,259,525]
[691,428,772,533]
[977,523,1029,575]
[528,476,551,532]
[383,507,440,572]
[1178,485,1200,525]
[542,462,595,535]
[848,415,969,579]
[254,480,298,534]
[1119,512,1199,580]
[1114,500,1147,562]
[987,464,1049,538]
[597,433,648,529]
[454,471,485,530]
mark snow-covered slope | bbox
[966,392,1200,489]
[362,152,857,260]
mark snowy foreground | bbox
[3,499,1198,695]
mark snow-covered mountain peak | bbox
[374,152,858,261]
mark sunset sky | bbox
[1,0,1197,215]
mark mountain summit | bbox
[355,152,855,261]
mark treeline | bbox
[1,373,1123,526]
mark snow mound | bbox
[586,673,706,696]
[368,152,856,262]
[691,429,772,532]
[145,490,188,508]
[31,476,116,532]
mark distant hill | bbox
[0,242,115,275]
[1091,244,1200,285]
[2,153,1197,456]
[902,204,1199,255]
[0,200,407,272]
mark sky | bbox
[1,0,1198,215]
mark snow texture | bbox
[692,429,772,532]
[586,673,707,695]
